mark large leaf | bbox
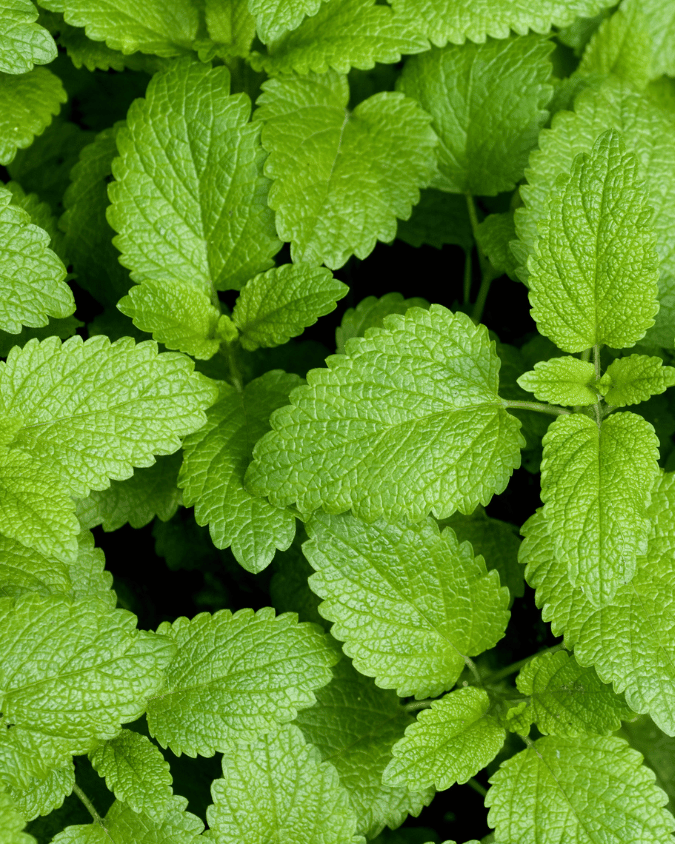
[303,512,510,698]
[622,0,675,80]
[487,735,675,843]
[178,371,300,573]
[0,0,56,74]
[528,130,659,353]
[397,35,552,196]
[145,607,338,756]
[247,305,524,522]
[540,411,659,605]
[254,68,437,269]
[0,68,66,166]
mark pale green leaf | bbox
[0,0,56,74]
[475,212,518,280]
[622,0,675,80]
[247,305,524,522]
[529,130,659,353]
[388,0,615,47]
[179,371,300,572]
[384,688,505,791]
[0,790,35,844]
[4,180,67,264]
[486,735,675,843]
[233,264,347,351]
[294,657,433,838]
[205,0,256,59]
[64,530,116,609]
[108,59,280,297]
[85,452,183,532]
[253,0,429,76]
[254,69,437,269]
[303,513,510,699]
[146,607,338,756]
[89,730,172,821]
[516,357,597,406]
[515,649,633,736]
[0,335,218,499]
[396,189,473,251]
[57,0,200,58]
[0,185,73,335]
[60,122,132,311]
[0,727,74,792]
[6,758,74,822]
[397,36,553,196]
[0,534,72,599]
[117,280,222,360]
[0,594,175,758]
[51,794,204,844]
[205,723,364,844]
[541,412,659,605]
[335,293,429,355]
[520,471,675,734]
[598,355,675,407]
[0,68,66,166]
[248,0,335,43]
[621,715,675,813]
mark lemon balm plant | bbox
[2,1,675,843]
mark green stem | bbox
[593,343,601,379]
[468,777,488,798]
[503,400,571,417]
[220,341,244,393]
[465,193,496,324]
[463,248,472,306]
[404,699,433,713]
[464,655,482,685]
[471,266,497,324]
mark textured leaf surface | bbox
[247,306,524,521]
[396,189,472,251]
[516,357,597,406]
[233,264,347,351]
[89,729,172,821]
[4,180,67,264]
[475,212,518,279]
[529,130,659,353]
[541,412,659,605]
[622,715,675,813]
[397,36,552,196]
[294,658,432,838]
[254,69,437,269]
[622,0,675,79]
[521,472,675,734]
[388,0,615,47]
[206,723,363,843]
[179,371,300,572]
[0,594,174,750]
[64,530,116,610]
[146,607,337,756]
[303,513,510,698]
[205,0,256,58]
[254,0,429,75]
[6,757,74,822]
[487,735,675,843]
[516,649,633,736]
[108,59,280,300]
[335,293,429,354]
[598,355,675,407]
[0,534,71,599]
[0,185,73,334]
[0,0,56,74]
[248,0,335,43]
[384,688,505,790]
[0,68,66,167]
[59,0,200,57]
[0,790,35,844]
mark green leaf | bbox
[205,0,256,59]
[396,189,473,251]
[4,180,68,264]
[205,723,363,843]
[335,293,429,355]
[233,264,347,351]
[0,316,82,359]
[270,541,325,627]
[56,0,200,58]
[516,357,597,406]
[55,19,166,72]
[0,68,66,167]
[294,658,433,838]
[384,688,505,791]
[252,0,429,76]
[515,649,633,736]
[621,715,675,813]
[248,0,335,43]
[303,513,510,699]
[621,0,675,80]
[6,758,74,822]
[59,123,131,310]
[486,735,675,843]
[178,371,301,573]
[254,68,437,269]
[0,534,71,599]
[108,59,280,302]
[520,471,675,734]
[0,594,175,757]
[397,36,553,196]
[598,355,675,407]
[475,212,518,280]
[0,185,73,334]
[388,0,615,47]
[0,0,56,74]
[247,305,524,522]
[0,790,35,844]
[529,130,659,353]
[541,412,659,605]
[84,452,183,532]
[89,730,172,821]
[145,607,338,756]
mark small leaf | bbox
[396,189,472,251]
[205,0,256,58]
[516,357,597,406]
[475,212,519,280]
[248,0,335,43]
[384,688,505,791]
[0,68,66,166]
[0,0,56,75]
[598,354,675,407]
[6,758,74,822]
[335,293,429,354]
